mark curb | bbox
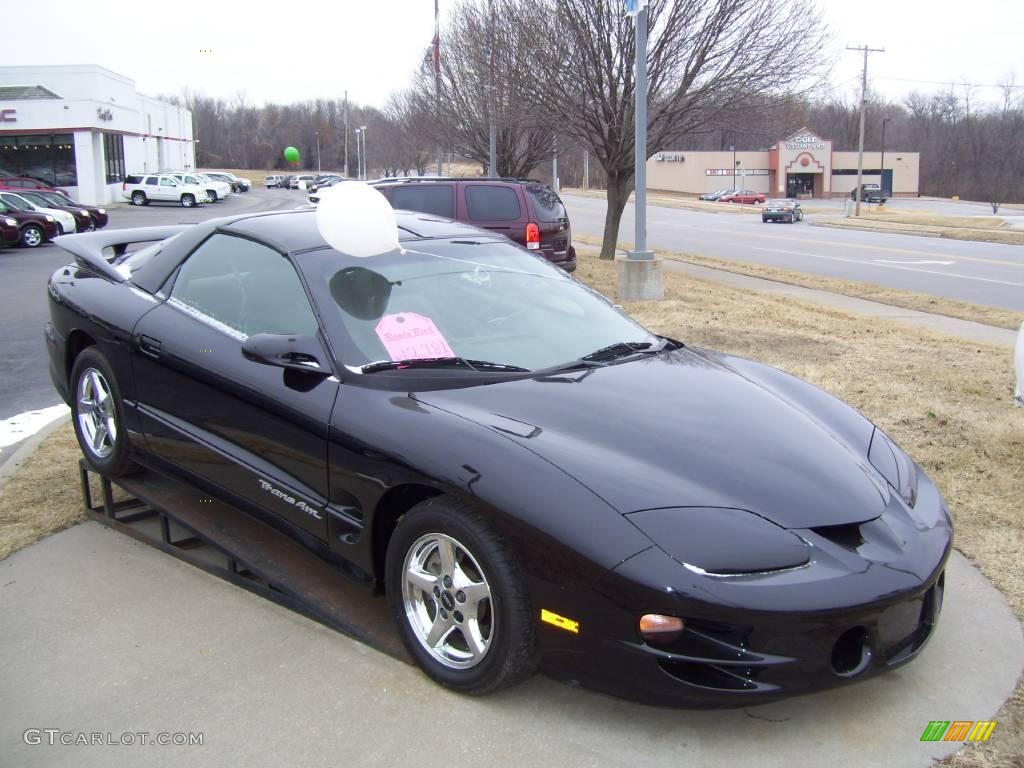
[0,413,71,487]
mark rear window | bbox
[389,185,455,218]
[126,174,144,184]
[525,184,566,223]
[465,185,521,221]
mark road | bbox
[562,194,1024,312]
[0,185,304,462]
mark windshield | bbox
[300,240,657,372]
[0,194,31,211]
[21,192,56,208]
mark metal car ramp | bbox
[78,460,410,664]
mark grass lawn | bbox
[1,246,1020,765]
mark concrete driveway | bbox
[1,521,1021,768]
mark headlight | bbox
[4,218,16,226]
[98,208,106,214]
[78,209,88,215]
[45,215,55,222]
[628,506,810,575]
[868,428,918,506]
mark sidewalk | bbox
[577,244,1017,348]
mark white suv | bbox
[122,174,211,207]
[164,171,232,202]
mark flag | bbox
[624,0,648,16]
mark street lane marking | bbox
[753,247,1024,288]
[0,404,70,449]
[874,259,956,265]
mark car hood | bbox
[414,347,889,529]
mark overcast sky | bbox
[2,1,1021,111]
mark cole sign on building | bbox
[647,128,920,199]
[0,65,195,205]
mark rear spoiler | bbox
[54,225,195,283]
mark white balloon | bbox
[315,181,400,258]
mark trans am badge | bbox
[258,478,323,520]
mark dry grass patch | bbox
[575,233,1024,332]
[817,217,1024,246]
[863,211,1009,230]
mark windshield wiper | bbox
[360,357,531,374]
[540,338,677,375]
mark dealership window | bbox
[103,133,125,183]
[0,134,77,187]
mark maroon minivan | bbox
[373,178,577,272]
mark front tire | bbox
[180,194,196,208]
[386,496,538,695]
[70,347,136,477]
[20,224,44,248]
[130,191,146,206]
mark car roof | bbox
[221,207,500,252]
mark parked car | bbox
[45,206,950,705]
[698,189,733,201]
[307,177,347,204]
[290,174,317,190]
[374,178,576,272]
[122,174,211,208]
[0,190,78,234]
[308,174,346,194]
[16,190,96,232]
[33,190,108,229]
[164,172,232,202]
[265,174,286,189]
[761,199,804,223]
[0,198,59,247]
[850,184,888,203]
[719,189,766,204]
[0,177,59,192]
[204,171,252,193]
[0,213,20,247]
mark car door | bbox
[131,232,338,540]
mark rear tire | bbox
[386,496,539,695]
[180,194,196,208]
[208,190,218,202]
[70,347,137,477]
[130,191,146,206]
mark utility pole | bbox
[583,149,589,190]
[880,116,891,196]
[552,135,558,192]
[434,0,443,176]
[847,44,884,216]
[343,90,349,177]
[629,1,652,260]
[487,0,497,177]
[730,144,736,190]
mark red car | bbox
[0,199,59,248]
[0,213,19,247]
[0,177,59,192]
[719,189,766,204]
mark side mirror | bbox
[242,333,326,373]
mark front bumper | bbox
[534,473,952,707]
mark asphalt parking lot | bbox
[0,186,307,462]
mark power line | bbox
[872,75,1024,89]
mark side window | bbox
[389,185,455,218]
[160,178,176,187]
[145,177,158,186]
[171,234,318,338]
[465,185,522,221]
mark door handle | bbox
[138,334,162,358]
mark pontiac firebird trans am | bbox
[44,207,951,706]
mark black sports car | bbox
[44,208,951,706]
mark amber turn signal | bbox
[639,614,685,642]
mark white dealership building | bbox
[0,65,194,205]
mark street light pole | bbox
[730,145,735,190]
[487,0,497,178]
[552,135,558,192]
[343,90,349,177]
[879,116,891,196]
[315,130,321,174]
[629,2,652,260]
[355,129,363,180]
[360,125,368,180]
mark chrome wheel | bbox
[77,367,117,459]
[21,226,42,247]
[402,533,494,669]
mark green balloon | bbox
[284,146,299,163]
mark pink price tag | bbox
[375,312,455,362]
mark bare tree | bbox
[518,0,830,259]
